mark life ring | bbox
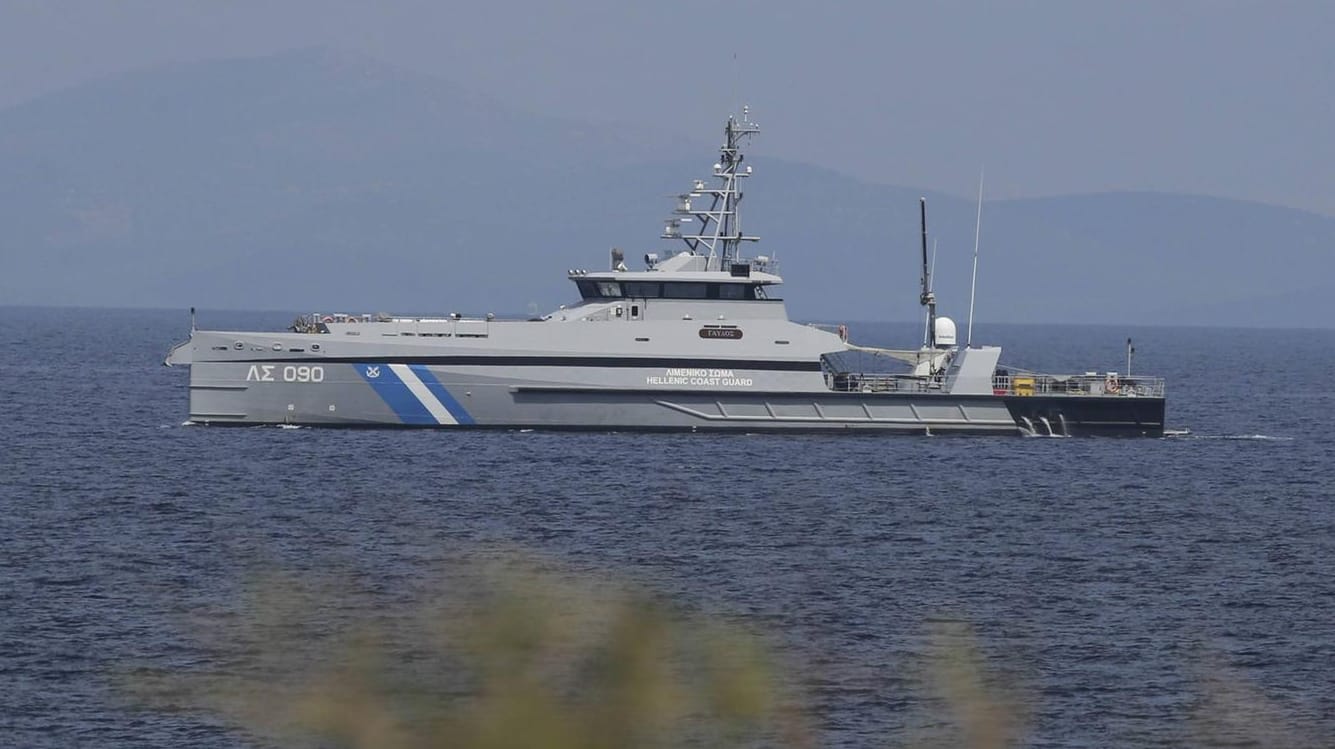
[837,324,849,342]
[321,315,334,324]
[1105,374,1120,394]
[346,317,358,324]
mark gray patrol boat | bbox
[165,109,1165,436]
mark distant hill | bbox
[2,47,1333,328]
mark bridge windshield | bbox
[575,280,774,301]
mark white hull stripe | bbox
[389,363,458,425]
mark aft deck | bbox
[828,370,1165,398]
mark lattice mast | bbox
[662,107,761,270]
[919,198,937,349]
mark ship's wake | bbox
[1018,429,1071,439]
[1175,433,1294,442]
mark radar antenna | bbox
[662,107,761,270]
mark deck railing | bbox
[291,313,493,338]
[827,373,942,393]
[827,371,1164,397]
[991,372,1165,397]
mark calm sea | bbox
[3,306,1333,747]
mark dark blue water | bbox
[3,306,1334,747]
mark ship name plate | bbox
[646,367,754,387]
[699,327,743,339]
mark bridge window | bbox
[579,279,774,301]
[624,281,661,297]
[576,280,625,299]
[662,282,708,299]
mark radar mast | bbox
[662,107,761,270]
[919,198,937,349]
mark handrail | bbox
[826,370,1164,397]
[992,372,1165,397]
[828,372,943,393]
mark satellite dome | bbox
[934,317,957,347]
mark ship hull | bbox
[183,360,1164,436]
[1003,394,1165,437]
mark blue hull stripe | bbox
[356,363,436,424]
[410,365,476,425]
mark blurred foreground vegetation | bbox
[130,554,1325,748]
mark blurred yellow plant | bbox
[150,555,808,749]
[127,556,1327,748]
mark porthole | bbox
[311,343,321,351]
[233,341,244,350]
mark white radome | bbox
[934,316,957,347]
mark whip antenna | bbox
[966,169,984,347]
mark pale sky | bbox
[3,0,1332,215]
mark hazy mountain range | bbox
[2,47,1331,328]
